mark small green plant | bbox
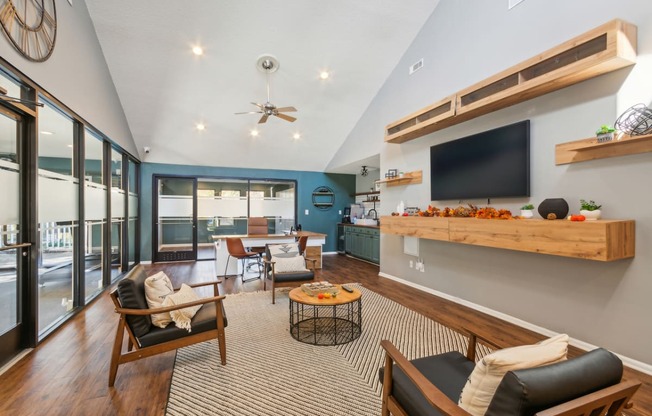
[521,204,534,210]
[596,125,615,135]
[580,199,602,211]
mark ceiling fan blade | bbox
[235,111,263,115]
[275,106,297,113]
[275,113,297,123]
[258,114,269,124]
[251,102,264,109]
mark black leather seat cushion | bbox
[379,351,475,416]
[137,301,228,348]
[116,266,152,338]
[273,270,314,283]
[485,348,623,416]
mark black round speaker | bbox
[538,198,569,220]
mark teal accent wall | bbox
[140,162,355,261]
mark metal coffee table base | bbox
[289,300,362,345]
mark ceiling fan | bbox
[235,55,297,124]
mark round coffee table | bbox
[288,285,362,345]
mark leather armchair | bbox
[109,265,227,387]
[263,243,316,304]
[379,330,641,416]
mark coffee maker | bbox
[342,207,351,223]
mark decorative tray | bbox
[301,281,339,296]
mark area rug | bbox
[166,285,474,415]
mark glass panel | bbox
[111,148,122,189]
[0,70,22,101]
[84,129,105,300]
[197,178,248,260]
[84,129,103,185]
[110,148,124,281]
[158,178,194,253]
[0,112,19,337]
[128,160,138,266]
[111,220,122,281]
[249,180,296,233]
[37,100,77,335]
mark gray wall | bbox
[0,0,136,156]
[332,0,652,365]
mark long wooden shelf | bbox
[385,19,637,144]
[555,133,652,165]
[376,170,422,187]
[381,215,635,262]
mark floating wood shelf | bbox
[385,96,456,144]
[555,133,652,165]
[376,170,422,187]
[385,19,637,144]
[381,215,635,262]
[353,191,380,197]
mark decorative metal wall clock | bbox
[0,0,57,62]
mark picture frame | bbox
[387,169,398,178]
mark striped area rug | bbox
[166,285,473,416]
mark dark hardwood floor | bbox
[1,254,650,415]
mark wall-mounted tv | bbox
[430,120,530,201]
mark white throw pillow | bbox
[458,333,569,416]
[161,284,202,332]
[144,271,174,328]
[272,255,309,273]
[268,243,301,258]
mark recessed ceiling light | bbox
[192,46,204,56]
[319,71,330,80]
[67,144,73,148]
[293,132,301,140]
[196,123,206,131]
[41,131,53,135]
[250,129,259,137]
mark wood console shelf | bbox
[376,170,422,187]
[555,133,652,165]
[385,19,637,144]
[381,215,635,262]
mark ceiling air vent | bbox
[409,59,424,75]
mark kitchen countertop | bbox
[339,223,380,229]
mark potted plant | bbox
[520,204,534,219]
[596,125,615,143]
[580,199,602,221]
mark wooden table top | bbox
[212,230,327,240]
[289,285,362,306]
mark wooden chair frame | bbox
[380,329,641,416]
[109,280,226,387]
[263,256,317,304]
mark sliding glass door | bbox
[154,177,197,262]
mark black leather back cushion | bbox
[485,348,623,416]
[116,265,152,338]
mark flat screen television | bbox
[430,120,530,201]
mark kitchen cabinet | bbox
[343,225,380,264]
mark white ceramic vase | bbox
[580,209,601,221]
[520,209,534,218]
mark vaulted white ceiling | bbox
[84,1,440,173]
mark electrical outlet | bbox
[305,209,309,215]
[409,260,414,268]
[420,262,425,272]
[338,210,342,215]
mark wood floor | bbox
[1,254,651,416]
